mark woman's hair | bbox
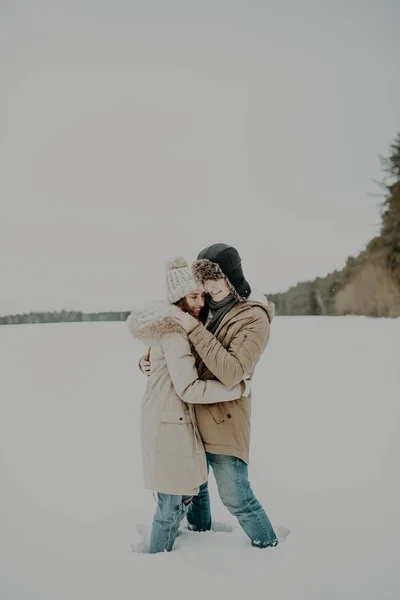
[174,297,208,324]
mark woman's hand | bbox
[174,309,199,334]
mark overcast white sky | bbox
[1,0,399,314]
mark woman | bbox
[127,257,246,554]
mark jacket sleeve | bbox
[162,333,243,404]
[188,307,270,387]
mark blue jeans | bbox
[187,452,278,548]
[150,493,193,553]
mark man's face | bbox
[204,278,231,301]
[184,290,206,317]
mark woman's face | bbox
[184,290,206,317]
[203,278,231,301]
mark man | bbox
[140,243,279,548]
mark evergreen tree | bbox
[378,133,400,281]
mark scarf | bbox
[206,294,238,335]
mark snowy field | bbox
[0,317,399,600]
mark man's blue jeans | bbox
[187,452,278,548]
[150,493,193,553]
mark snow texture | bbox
[0,317,399,600]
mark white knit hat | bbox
[165,256,199,304]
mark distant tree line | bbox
[0,310,130,325]
[2,134,399,324]
[267,132,400,318]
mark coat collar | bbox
[208,289,274,336]
[217,289,274,322]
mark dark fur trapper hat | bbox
[192,243,251,301]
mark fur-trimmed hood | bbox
[127,301,184,344]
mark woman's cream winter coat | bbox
[127,302,243,496]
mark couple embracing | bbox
[128,243,283,554]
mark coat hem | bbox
[203,443,249,465]
[144,473,208,497]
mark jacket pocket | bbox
[156,411,194,457]
[205,403,226,425]
[160,412,191,424]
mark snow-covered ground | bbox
[0,317,399,600]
